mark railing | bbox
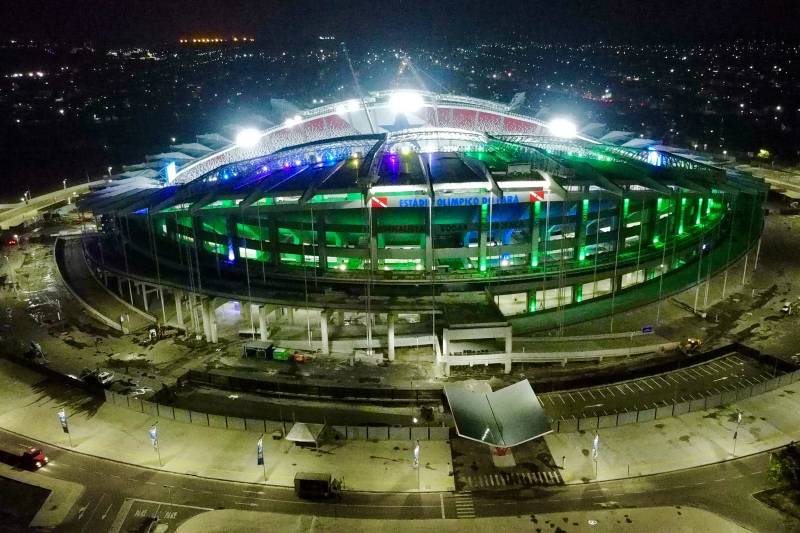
[551,367,800,433]
[444,342,679,370]
[103,389,449,441]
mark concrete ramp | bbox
[54,238,153,333]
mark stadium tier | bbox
[80,90,766,325]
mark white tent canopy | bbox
[286,422,326,445]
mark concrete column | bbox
[317,215,328,271]
[442,328,450,357]
[285,307,294,324]
[530,201,541,267]
[241,301,251,323]
[208,300,218,343]
[387,313,396,362]
[319,309,330,355]
[478,204,488,271]
[140,284,149,312]
[116,276,123,296]
[200,298,211,340]
[504,327,513,354]
[336,311,345,327]
[574,197,587,262]
[174,290,184,328]
[258,305,269,342]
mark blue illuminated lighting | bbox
[133,208,148,215]
[227,241,236,262]
[294,159,302,166]
[646,148,663,167]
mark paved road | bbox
[540,352,783,418]
[1,426,795,532]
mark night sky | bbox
[4,0,799,45]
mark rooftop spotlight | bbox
[547,117,578,139]
[388,91,424,114]
[235,128,261,148]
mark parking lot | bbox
[539,352,785,418]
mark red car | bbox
[19,447,48,469]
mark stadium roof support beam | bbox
[457,152,502,197]
[300,160,347,204]
[418,153,435,199]
[240,165,309,208]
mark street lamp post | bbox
[413,439,421,491]
[57,408,73,447]
[149,424,162,466]
[592,432,600,479]
[257,434,266,483]
[732,410,742,456]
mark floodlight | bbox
[235,128,261,148]
[547,118,578,138]
[389,91,424,114]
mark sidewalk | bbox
[546,376,800,483]
[175,507,747,533]
[0,462,84,529]
[0,359,454,493]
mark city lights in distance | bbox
[547,118,578,138]
[235,128,262,148]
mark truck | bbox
[293,472,340,499]
[0,445,49,470]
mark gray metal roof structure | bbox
[444,380,551,448]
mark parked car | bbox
[96,370,115,385]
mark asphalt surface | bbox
[1,426,795,532]
[540,352,783,418]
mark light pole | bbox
[732,410,742,456]
[257,433,266,483]
[592,432,600,479]
[149,424,162,466]
[107,166,113,178]
[413,439,420,491]
[57,408,73,447]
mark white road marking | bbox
[101,503,113,520]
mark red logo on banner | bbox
[530,190,545,202]
[371,196,389,208]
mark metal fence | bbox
[103,389,450,441]
[550,368,800,433]
[180,370,444,404]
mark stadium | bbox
[79,90,767,367]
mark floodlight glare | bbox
[235,128,261,148]
[547,118,578,138]
[389,91,424,114]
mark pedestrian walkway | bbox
[453,492,475,519]
[174,507,748,532]
[0,359,454,493]
[546,373,800,483]
[462,469,563,489]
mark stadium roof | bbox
[79,91,753,216]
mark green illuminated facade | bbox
[84,113,767,323]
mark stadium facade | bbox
[79,90,767,363]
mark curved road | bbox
[1,427,794,532]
